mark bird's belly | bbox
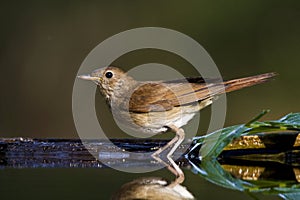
[127,103,200,134]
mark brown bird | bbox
[78,66,276,184]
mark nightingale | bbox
[78,66,275,183]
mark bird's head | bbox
[78,66,136,100]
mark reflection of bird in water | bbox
[112,177,194,200]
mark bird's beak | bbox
[77,74,100,81]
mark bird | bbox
[78,66,276,184]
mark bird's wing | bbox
[164,78,223,106]
[128,83,180,112]
[128,73,276,113]
[128,79,213,112]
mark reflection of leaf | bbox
[191,156,300,194]
[189,157,251,191]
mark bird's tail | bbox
[223,72,277,93]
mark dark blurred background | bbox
[0,1,299,199]
[1,1,299,139]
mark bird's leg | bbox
[152,99,211,156]
[151,124,185,187]
[166,125,185,187]
[151,132,179,158]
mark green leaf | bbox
[196,112,300,159]
[189,112,300,199]
[199,125,246,158]
[199,110,269,158]
[279,113,300,125]
[279,193,300,200]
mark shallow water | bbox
[1,138,299,200]
[0,168,281,200]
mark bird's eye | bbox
[105,71,113,79]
